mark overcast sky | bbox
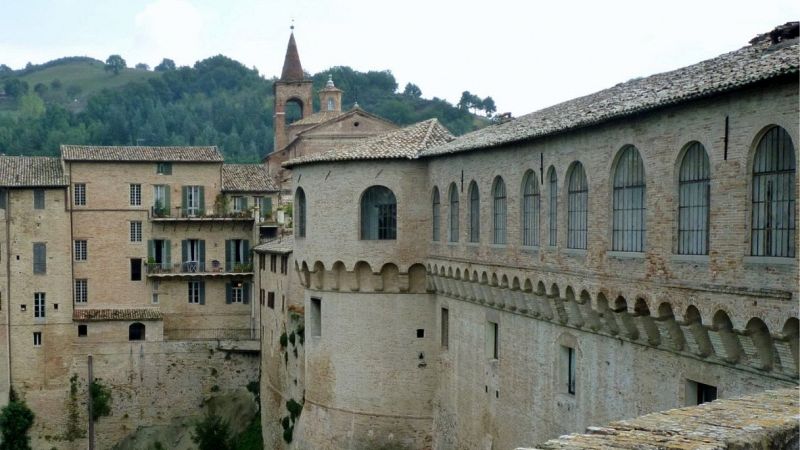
[1,0,797,115]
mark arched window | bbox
[361,186,397,240]
[327,98,335,111]
[678,142,710,255]
[567,162,588,249]
[432,187,441,241]
[129,322,145,341]
[548,167,557,246]
[449,183,459,242]
[492,177,507,244]
[469,181,480,243]
[612,146,646,252]
[295,188,306,238]
[751,126,796,257]
[522,171,540,246]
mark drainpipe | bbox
[5,189,12,400]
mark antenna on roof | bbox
[290,18,294,31]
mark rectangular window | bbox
[231,283,244,303]
[33,242,46,274]
[441,308,449,349]
[130,184,142,206]
[188,281,201,304]
[34,189,45,209]
[153,185,169,216]
[130,221,142,242]
[232,196,248,213]
[281,255,288,275]
[259,289,265,306]
[549,171,558,246]
[151,279,159,304]
[75,279,87,303]
[267,292,275,309]
[131,258,142,281]
[486,321,499,359]
[78,325,87,337]
[270,255,277,273]
[156,162,172,175]
[74,183,86,206]
[259,254,266,271]
[0,188,7,209]
[686,380,717,405]
[33,332,42,347]
[563,346,576,395]
[34,292,45,318]
[74,240,87,261]
[183,185,202,217]
[310,298,322,337]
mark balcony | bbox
[146,261,253,278]
[164,328,260,352]
[149,206,255,222]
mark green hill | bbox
[0,56,490,162]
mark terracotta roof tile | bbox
[73,308,163,321]
[61,145,223,162]
[290,111,344,126]
[0,156,67,187]
[284,119,454,167]
[253,235,293,254]
[221,164,278,192]
[422,34,799,157]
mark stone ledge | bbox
[517,387,799,449]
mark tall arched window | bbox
[432,187,441,242]
[492,177,507,244]
[361,186,397,240]
[612,146,646,252]
[295,188,306,238]
[548,167,557,246]
[449,183,459,242]
[522,171,540,246]
[567,162,588,249]
[469,181,480,243]
[129,322,145,341]
[678,142,710,255]
[751,126,796,257]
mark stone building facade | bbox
[279,26,799,449]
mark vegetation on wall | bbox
[64,374,85,441]
[192,413,234,450]
[0,389,35,450]
[90,379,112,421]
[0,55,491,162]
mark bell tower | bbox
[273,28,313,152]
[318,75,343,113]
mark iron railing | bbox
[146,261,253,274]
[164,328,259,341]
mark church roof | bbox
[221,164,278,192]
[283,118,454,168]
[421,27,799,157]
[0,156,67,187]
[280,32,305,82]
[61,145,223,162]
[290,110,344,126]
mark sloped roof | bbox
[222,164,278,192]
[61,145,223,162]
[280,32,305,82]
[290,110,344,126]
[0,156,67,187]
[284,118,454,168]
[73,308,163,321]
[422,33,799,157]
[253,235,294,254]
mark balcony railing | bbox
[165,328,259,341]
[150,206,255,221]
[146,261,253,275]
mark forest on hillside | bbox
[0,56,493,162]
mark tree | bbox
[0,396,35,450]
[135,63,150,71]
[18,93,45,120]
[50,79,62,90]
[154,58,176,72]
[403,82,422,98]
[66,85,82,99]
[33,83,48,96]
[481,96,497,117]
[457,91,473,110]
[3,79,28,98]
[192,413,232,450]
[104,54,127,75]
[0,64,12,75]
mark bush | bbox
[192,413,233,450]
[0,397,35,450]
[90,380,112,421]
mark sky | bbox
[1,0,797,115]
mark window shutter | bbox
[225,240,232,272]
[147,240,154,260]
[198,240,206,266]
[225,282,232,304]
[243,282,250,304]
[0,189,6,209]
[181,240,188,263]
[181,186,188,216]
[263,197,272,219]
[165,163,172,175]
[241,197,248,212]
[243,240,250,264]
[199,281,205,305]
[198,186,205,213]
[164,240,171,265]
[164,187,171,210]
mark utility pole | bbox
[88,355,94,450]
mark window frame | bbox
[360,185,397,240]
[33,242,46,274]
[33,331,42,347]
[33,189,45,210]
[492,177,507,245]
[188,281,202,304]
[567,162,589,250]
[75,279,88,303]
[130,221,142,242]
[677,142,711,255]
[548,167,558,247]
[612,146,646,252]
[449,183,459,243]
[74,183,86,206]
[296,188,306,238]
[130,183,142,206]
[432,187,441,242]
[156,162,172,175]
[74,240,87,261]
[468,181,480,243]
[522,171,540,247]
[34,292,45,319]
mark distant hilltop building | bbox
[0,22,797,450]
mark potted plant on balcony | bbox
[152,200,167,218]
[214,194,228,218]
[147,256,158,273]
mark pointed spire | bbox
[280,29,305,82]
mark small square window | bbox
[156,162,172,175]
[78,325,87,337]
[20,304,26,312]
[686,380,717,405]
[416,329,425,338]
